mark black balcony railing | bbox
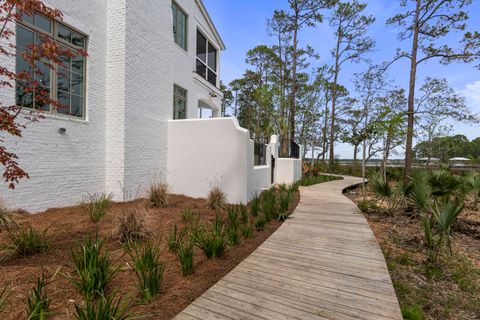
[254,142,267,166]
[279,139,300,159]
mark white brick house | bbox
[1,0,229,212]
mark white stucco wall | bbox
[167,118,273,204]
[275,158,303,185]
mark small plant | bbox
[74,293,131,320]
[240,221,253,238]
[86,193,111,223]
[149,183,169,208]
[278,190,291,215]
[250,194,261,216]
[0,203,17,232]
[167,224,188,253]
[177,236,194,276]
[69,237,118,299]
[193,214,228,259]
[207,185,226,210]
[181,207,200,232]
[128,241,165,302]
[5,224,49,257]
[368,172,400,215]
[26,274,51,320]
[114,207,152,243]
[239,205,249,224]
[226,206,240,246]
[261,190,276,221]
[254,215,267,231]
[0,286,10,313]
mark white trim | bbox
[195,0,225,50]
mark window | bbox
[173,84,187,119]
[196,30,217,86]
[172,2,187,50]
[16,12,87,118]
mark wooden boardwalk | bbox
[175,176,402,320]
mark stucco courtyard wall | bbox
[275,158,303,185]
[167,118,273,204]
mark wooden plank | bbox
[174,176,402,320]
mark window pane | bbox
[59,45,71,69]
[57,68,70,92]
[16,25,34,53]
[71,95,83,117]
[20,12,34,25]
[57,25,71,42]
[35,60,50,87]
[173,85,187,120]
[71,72,83,96]
[16,55,33,78]
[208,43,217,71]
[56,90,70,114]
[16,81,33,108]
[196,30,206,62]
[207,69,216,86]
[71,31,84,47]
[72,53,84,73]
[196,59,206,78]
[34,13,51,33]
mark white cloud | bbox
[459,80,480,113]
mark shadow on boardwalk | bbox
[175,176,402,320]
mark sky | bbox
[203,0,480,159]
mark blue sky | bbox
[203,0,480,159]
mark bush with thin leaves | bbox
[254,215,267,231]
[0,286,9,313]
[149,183,169,208]
[0,202,17,232]
[128,241,164,302]
[26,274,51,320]
[167,224,189,253]
[4,224,49,257]
[250,194,261,216]
[86,193,111,223]
[193,214,228,259]
[177,236,194,276]
[207,185,226,210]
[226,206,240,245]
[261,190,276,221]
[114,207,152,244]
[239,205,249,224]
[181,208,200,233]
[74,294,131,320]
[68,237,118,299]
[241,221,253,238]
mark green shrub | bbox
[278,190,291,215]
[254,215,267,231]
[5,224,49,257]
[299,174,341,186]
[226,206,240,246]
[177,237,194,276]
[250,194,261,217]
[193,214,228,259]
[261,191,276,221]
[239,205,249,224]
[241,222,253,238]
[401,305,424,320]
[26,274,51,320]
[207,185,226,210]
[86,193,111,223]
[357,199,378,213]
[0,286,10,313]
[167,224,189,253]
[69,237,118,299]
[128,241,164,302]
[74,294,131,320]
[368,172,400,214]
[114,207,152,244]
[149,183,169,208]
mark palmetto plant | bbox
[432,200,464,255]
[464,172,480,203]
[427,170,463,199]
[368,172,400,215]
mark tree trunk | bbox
[289,13,299,142]
[353,145,358,162]
[329,31,341,164]
[404,0,421,179]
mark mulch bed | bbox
[0,192,300,319]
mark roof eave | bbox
[195,0,226,51]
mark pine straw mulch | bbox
[346,188,480,320]
[0,192,299,319]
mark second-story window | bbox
[172,2,187,50]
[196,30,217,87]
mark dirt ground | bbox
[0,192,299,319]
[346,188,480,320]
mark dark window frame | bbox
[15,12,87,119]
[196,29,218,87]
[172,2,187,51]
[173,84,187,120]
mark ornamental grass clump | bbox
[69,237,118,299]
[167,224,189,253]
[149,183,170,208]
[128,241,164,302]
[249,194,261,217]
[86,193,111,223]
[181,207,200,232]
[207,185,226,210]
[114,207,152,244]
[26,274,51,320]
[74,293,131,320]
[4,224,49,258]
[261,190,276,221]
[240,221,253,238]
[0,203,17,232]
[193,214,228,259]
[226,206,240,246]
[0,286,9,313]
[177,236,194,276]
[254,215,267,231]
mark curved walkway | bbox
[175,176,402,320]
